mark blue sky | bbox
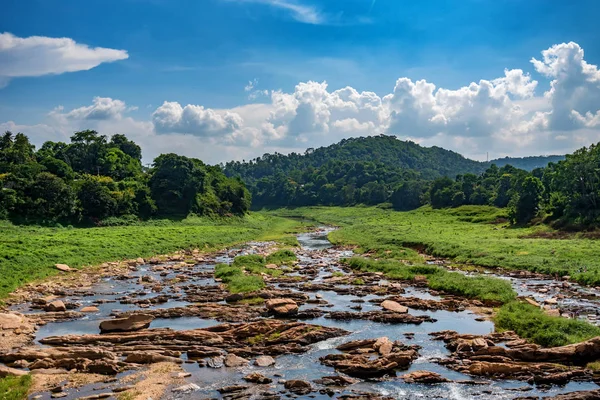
[1,0,600,163]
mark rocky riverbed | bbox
[1,227,600,399]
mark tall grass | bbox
[0,375,31,400]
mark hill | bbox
[490,155,565,171]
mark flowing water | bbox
[21,228,600,399]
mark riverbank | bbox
[0,214,305,300]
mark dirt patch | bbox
[29,372,107,394]
[120,362,185,400]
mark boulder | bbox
[0,313,24,330]
[401,370,449,383]
[0,365,28,377]
[524,298,540,307]
[254,355,276,367]
[284,379,312,395]
[172,383,201,393]
[244,373,272,384]
[380,300,408,314]
[314,375,359,386]
[99,314,153,333]
[224,354,249,367]
[265,298,298,316]
[80,306,100,313]
[55,264,71,272]
[373,337,393,356]
[45,300,66,312]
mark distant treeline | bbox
[223,135,598,228]
[0,130,250,225]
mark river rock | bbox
[314,375,359,386]
[373,337,393,355]
[99,314,153,333]
[45,300,67,312]
[265,298,298,316]
[80,306,100,313]
[0,365,27,377]
[172,383,201,393]
[265,264,278,270]
[284,379,312,395]
[244,373,272,384]
[381,300,408,314]
[224,353,249,367]
[0,313,24,330]
[125,352,182,364]
[401,370,450,383]
[55,264,71,272]
[254,355,275,367]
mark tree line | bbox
[0,130,251,225]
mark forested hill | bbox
[224,135,486,183]
[490,155,565,171]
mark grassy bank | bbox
[496,302,600,347]
[0,375,31,400]
[344,257,516,304]
[270,206,600,285]
[0,214,305,299]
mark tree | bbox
[23,173,75,223]
[509,176,544,224]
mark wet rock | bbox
[76,394,113,400]
[0,313,26,330]
[99,314,153,333]
[45,300,67,312]
[265,298,298,316]
[244,373,272,384]
[284,379,312,395]
[224,353,249,367]
[533,389,600,400]
[208,356,225,368]
[255,355,276,367]
[314,375,359,386]
[380,300,408,313]
[55,264,71,272]
[373,337,393,355]
[218,385,250,394]
[401,370,450,383]
[0,365,27,377]
[172,383,201,393]
[327,311,434,324]
[125,352,182,364]
[80,306,100,313]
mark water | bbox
[19,227,600,399]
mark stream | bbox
[16,227,600,399]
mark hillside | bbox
[490,155,565,171]
[224,135,486,183]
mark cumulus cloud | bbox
[0,32,128,87]
[3,41,600,162]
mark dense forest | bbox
[0,130,251,225]
[224,135,599,228]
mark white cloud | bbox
[3,41,600,163]
[226,0,323,24]
[0,32,128,87]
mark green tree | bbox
[509,176,544,224]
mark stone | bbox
[45,300,67,312]
[265,264,278,270]
[244,373,272,384]
[314,375,359,386]
[0,365,28,377]
[373,337,394,355]
[172,383,201,393]
[0,313,23,330]
[284,379,312,395]
[224,353,249,367]
[55,264,71,272]
[401,370,450,383]
[99,314,153,333]
[80,306,100,313]
[254,355,276,367]
[265,298,299,316]
[524,298,540,307]
[380,300,408,314]
[125,353,182,364]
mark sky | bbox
[1,0,600,164]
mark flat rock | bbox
[265,298,298,316]
[55,264,71,272]
[381,300,408,314]
[172,383,201,393]
[401,370,450,383]
[244,373,272,384]
[254,355,276,367]
[99,314,153,333]
[45,300,66,312]
[80,306,100,313]
[224,353,249,367]
[284,379,312,394]
[0,365,28,377]
[0,313,24,330]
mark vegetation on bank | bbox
[344,257,516,304]
[0,375,31,400]
[0,214,302,298]
[496,302,600,347]
[272,206,600,285]
[216,250,298,294]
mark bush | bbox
[266,249,297,265]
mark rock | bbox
[55,264,71,272]
[224,354,249,367]
[401,370,450,383]
[80,306,100,313]
[172,383,201,393]
[540,390,600,400]
[51,393,67,399]
[254,355,276,367]
[76,394,113,400]
[545,309,561,317]
[524,298,540,307]
[0,365,28,377]
[244,373,272,384]
[265,264,278,270]
[125,352,182,364]
[545,298,558,305]
[314,375,359,386]
[380,300,408,314]
[0,313,24,330]
[208,356,225,368]
[373,337,394,355]
[265,298,299,316]
[284,379,312,395]
[45,300,66,312]
[413,275,428,283]
[99,314,153,333]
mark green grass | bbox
[496,302,600,347]
[265,249,297,265]
[344,256,516,304]
[0,213,302,298]
[0,375,31,400]
[269,206,600,286]
[227,275,265,294]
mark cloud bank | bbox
[4,42,600,164]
